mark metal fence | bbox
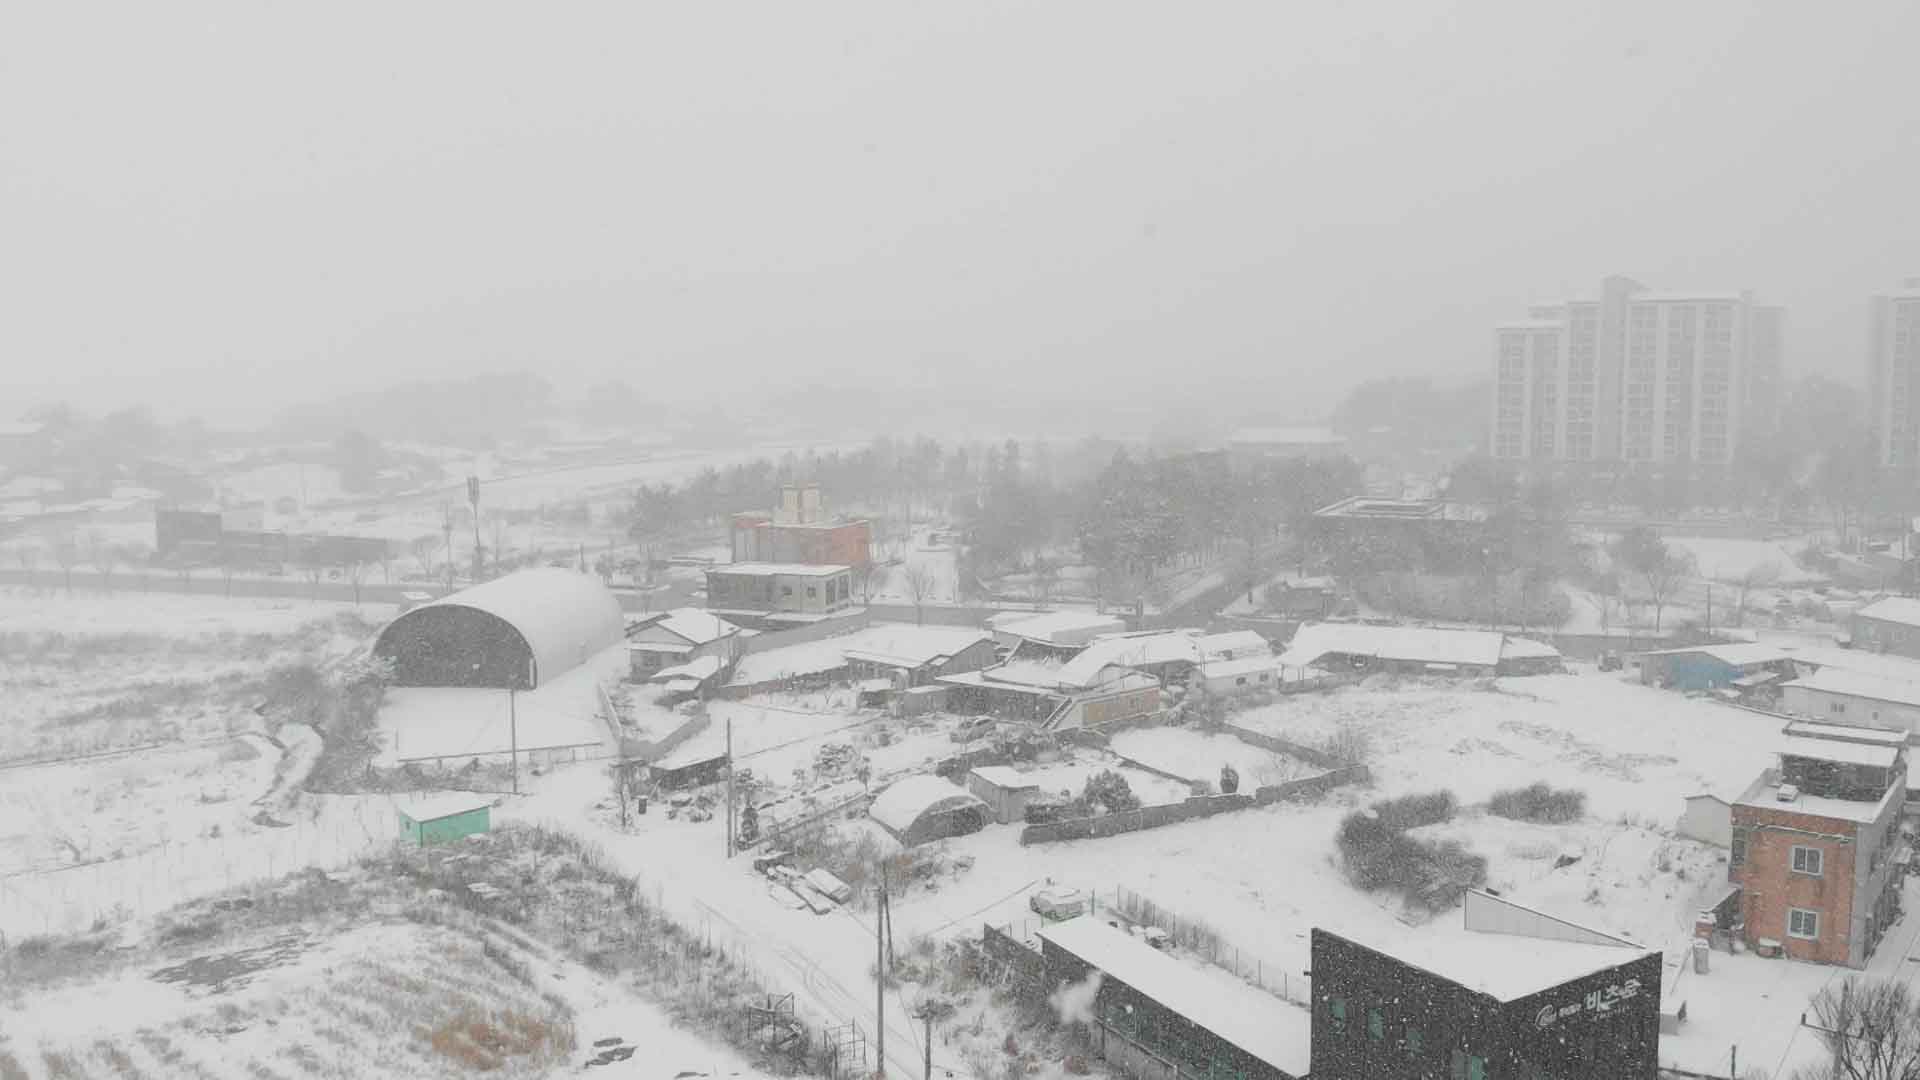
[1104,885,1309,1007]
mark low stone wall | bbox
[1019,764,1369,845]
[619,711,709,764]
[737,608,873,655]
[1019,793,1254,844]
[1252,763,1370,804]
[1222,723,1349,771]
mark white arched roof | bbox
[869,775,986,835]
[402,568,625,687]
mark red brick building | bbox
[1729,721,1908,967]
[730,483,870,569]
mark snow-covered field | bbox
[0,737,278,876]
[1662,535,1822,585]
[1109,728,1319,788]
[0,588,378,764]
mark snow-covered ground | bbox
[0,737,279,876]
[1662,535,1822,585]
[867,526,962,604]
[1109,727,1320,789]
[375,644,627,766]
[3,891,776,1080]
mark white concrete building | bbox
[1491,276,1782,465]
[1872,279,1920,469]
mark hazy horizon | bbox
[5,1,1915,427]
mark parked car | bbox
[1029,886,1088,922]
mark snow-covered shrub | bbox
[1487,782,1586,824]
[1078,770,1140,816]
[1335,790,1486,913]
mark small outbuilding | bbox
[1676,793,1731,848]
[1633,643,1793,693]
[869,775,989,846]
[397,793,493,846]
[967,766,1045,825]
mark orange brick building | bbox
[730,483,870,569]
[1729,721,1907,968]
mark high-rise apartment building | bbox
[1871,280,1920,468]
[1491,276,1780,466]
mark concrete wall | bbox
[1017,766,1368,845]
[738,608,872,655]
[1782,684,1920,735]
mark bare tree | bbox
[50,533,79,595]
[221,558,238,597]
[439,503,457,587]
[86,531,117,593]
[1611,527,1697,635]
[1789,977,1920,1080]
[860,559,890,604]
[902,562,936,625]
[177,561,197,593]
[119,542,152,592]
[1026,557,1058,607]
[300,559,325,602]
[345,561,369,605]
[1735,562,1783,628]
[16,546,38,590]
[406,535,435,583]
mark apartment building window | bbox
[1792,845,1824,877]
[1367,1009,1385,1041]
[1831,702,1847,715]
[1788,909,1820,940]
[1328,997,1347,1034]
[1730,827,1748,867]
[1404,1026,1424,1058]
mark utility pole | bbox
[876,870,888,1078]
[468,475,483,583]
[725,718,735,858]
[509,687,519,795]
[922,1010,932,1080]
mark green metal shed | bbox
[397,793,494,846]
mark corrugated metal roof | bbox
[393,568,626,688]
[1857,596,1920,628]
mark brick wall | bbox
[1733,804,1858,966]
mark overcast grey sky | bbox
[3,1,1915,425]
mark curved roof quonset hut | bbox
[869,775,989,846]
[374,568,625,690]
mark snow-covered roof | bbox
[1057,633,1201,687]
[868,776,986,835]
[1779,735,1901,769]
[1785,668,1920,710]
[634,608,738,646]
[1347,927,1653,1003]
[727,634,860,685]
[1637,643,1789,667]
[978,659,1071,689]
[1197,630,1271,661]
[379,646,625,764]
[1500,636,1563,661]
[1226,426,1344,447]
[996,611,1129,647]
[1856,596,1920,628]
[969,765,1041,790]
[1782,646,1920,683]
[387,568,625,689]
[1279,622,1506,668]
[1202,655,1287,679]
[397,793,493,822]
[841,626,993,669]
[1782,720,1909,746]
[1038,918,1311,1076]
[652,655,724,683]
[711,562,849,577]
[1736,768,1904,825]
